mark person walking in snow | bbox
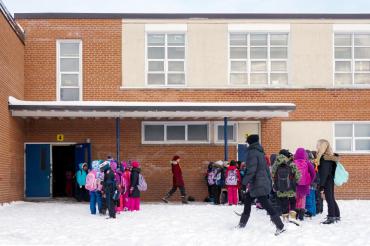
[238,134,285,236]
[162,155,188,204]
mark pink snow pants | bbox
[227,186,239,205]
[123,192,130,211]
[129,197,140,211]
[296,194,307,209]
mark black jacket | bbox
[318,155,338,191]
[242,142,272,197]
[130,167,141,198]
[103,169,116,189]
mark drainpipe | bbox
[116,117,120,163]
[224,117,228,161]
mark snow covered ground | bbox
[0,200,369,246]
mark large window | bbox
[57,40,82,101]
[142,122,209,144]
[146,33,186,86]
[215,122,237,143]
[334,33,370,85]
[334,122,370,152]
[229,33,288,85]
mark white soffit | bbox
[333,24,370,32]
[145,24,187,32]
[228,24,290,32]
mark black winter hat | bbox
[246,134,259,145]
[279,149,293,158]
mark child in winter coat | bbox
[76,162,89,202]
[100,161,116,219]
[271,150,301,224]
[162,156,188,204]
[294,148,316,221]
[305,150,318,217]
[129,161,141,211]
[121,161,131,211]
[205,162,215,203]
[225,160,241,205]
[87,160,104,215]
[213,160,225,205]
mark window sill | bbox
[120,85,370,90]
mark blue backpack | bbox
[334,162,349,186]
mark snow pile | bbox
[0,200,368,246]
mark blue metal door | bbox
[74,143,92,171]
[237,144,248,162]
[25,144,51,197]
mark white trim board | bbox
[228,24,290,32]
[333,24,370,32]
[145,24,187,32]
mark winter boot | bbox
[288,210,300,226]
[181,196,188,204]
[161,193,171,203]
[321,217,336,224]
[271,215,286,236]
[238,212,250,228]
[282,214,289,223]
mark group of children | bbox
[205,148,323,224]
[76,157,146,219]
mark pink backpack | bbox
[295,159,311,186]
[85,170,98,191]
[225,169,238,186]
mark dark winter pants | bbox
[240,192,284,230]
[167,185,186,197]
[76,185,89,202]
[324,178,340,218]
[211,185,222,204]
[278,197,296,214]
[105,185,116,218]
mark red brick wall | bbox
[17,18,370,200]
[0,13,24,203]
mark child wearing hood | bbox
[120,161,131,211]
[129,161,141,211]
[76,162,89,202]
[225,160,241,205]
[294,148,316,221]
[87,160,104,214]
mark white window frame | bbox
[56,39,83,101]
[333,122,370,154]
[214,121,238,144]
[333,32,370,87]
[228,32,289,86]
[142,121,210,144]
[145,32,187,87]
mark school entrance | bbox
[24,143,91,198]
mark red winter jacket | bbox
[172,161,185,187]
[225,165,241,187]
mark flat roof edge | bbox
[0,1,25,43]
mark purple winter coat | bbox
[294,148,316,196]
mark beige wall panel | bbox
[238,122,260,143]
[281,121,333,152]
[290,24,333,87]
[122,23,145,87]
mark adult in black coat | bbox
[316,139,340,224]
[238,134,285,235]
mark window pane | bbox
[60,58,79,72]
[147,34,165,46]
[61,74,79,87]
[355,124,370,137]
[271,47,288,59]
[250,34,267,46]
[335,61,352,72]
[148,61,164,71]
[147,73,165,85]
[188,125,208,141]
[335,47,352,59]
[251,61,267,72]
[250,47,267,59]
[168,61,184,72]
[355,61,370,72]
[60,88,79,101]
[355,47,370,59]
[270,34,288,46]
[167,34,185,46]
[354,34,370,46]
[60,43,79,57]
[168,47,185,59]
[335,34,352,46]
[167,125,185,141]
[354,73,370,84]
[335,73,352,85]
[335,124,353,137]
[230,61,247,72]
[217,125,235,141]
[336,139,352,151]
[230,47,247,59]
[144,125,164,141]
[148,47,165,59]
[271,61,287,72]
[230,73,248,84]
[271,73,288,85]
[355,139,370,151]
[250,73,268,85]
[230,34,247,45]
[168,74,185,85]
